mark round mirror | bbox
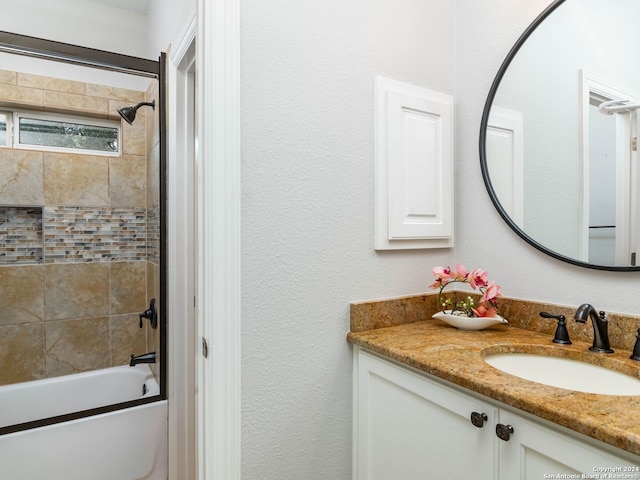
[480,0,640,271]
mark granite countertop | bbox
[347,319,640,457]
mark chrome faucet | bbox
[574,304,614,353]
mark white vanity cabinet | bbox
[354,348,496,479]
[354,348,639,480]
[497,408,637,479]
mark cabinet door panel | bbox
[498,410,640,480]
[357,351,496,480]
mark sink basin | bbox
[484,353,640,396]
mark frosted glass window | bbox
[18,115,119,154]
[0,112,7,147]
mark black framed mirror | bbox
[480,0,640,271]
[0,31,167,435]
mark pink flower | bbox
[468,268,489,289]
[432,266,452,279]
[429,264,504,318]
[479,281,502,304]
[429,266,452,288]
[472,305,497,318]
[454,264,469,281]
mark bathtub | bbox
[0,364,167,480]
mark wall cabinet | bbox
[373,77,454,250]
[354,349,639,480]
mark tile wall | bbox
[144,77,161,380]
[0,69,160,386]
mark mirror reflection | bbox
[0,49,162,428]
[483,0,640,269]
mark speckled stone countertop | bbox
[347,294,640,457]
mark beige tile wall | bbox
[0,69,160,386]
[145,79,161,379]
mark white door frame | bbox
[196,0,242,479]
[580,70,640,266]
[167,8,198,479]
[168,1,241,478]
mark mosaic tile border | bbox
[0,206,43,264]
[147,203,159,265]
[0,205,160,265]
[44,206,147,263]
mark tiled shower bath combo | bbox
[0,68,161,386]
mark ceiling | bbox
[84,0,151,14]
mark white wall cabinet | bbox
[374,77,454,250]
[354,348,639,480]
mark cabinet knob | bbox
[470,411,488,428]
[495,423,514,441]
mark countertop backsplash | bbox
[351,293,640,352]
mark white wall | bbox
[6,2,640,479]
[0,0,149,57]
[0,0,157,90]
[147,0,194,55]
[0,0,194,79]
[240,0,455,478]
[456,0,640,313]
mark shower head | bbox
[117,99,155,125]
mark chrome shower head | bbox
[117,99,155,125]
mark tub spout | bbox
[129,352,156,367]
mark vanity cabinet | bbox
[354,348,639,480]
[497,408,636,479]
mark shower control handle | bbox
[139,298,158,329]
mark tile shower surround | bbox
[0,69,161,386]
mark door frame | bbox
[167,8,197,479]
[196,0,242,479]
[580,70,640,265]
[167,1,242,478]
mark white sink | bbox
[484,353,640,396]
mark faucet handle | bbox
[539,311,572,345]
[631,329,640,361]
[138,299,158,329]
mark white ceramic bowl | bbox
[432,311,508,330]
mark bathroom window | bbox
[0,111,8,147]
[8,110,120,155]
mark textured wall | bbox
[240,1,455,478]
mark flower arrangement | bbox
[429,264,503,318]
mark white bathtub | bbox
[0,364,167,480]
